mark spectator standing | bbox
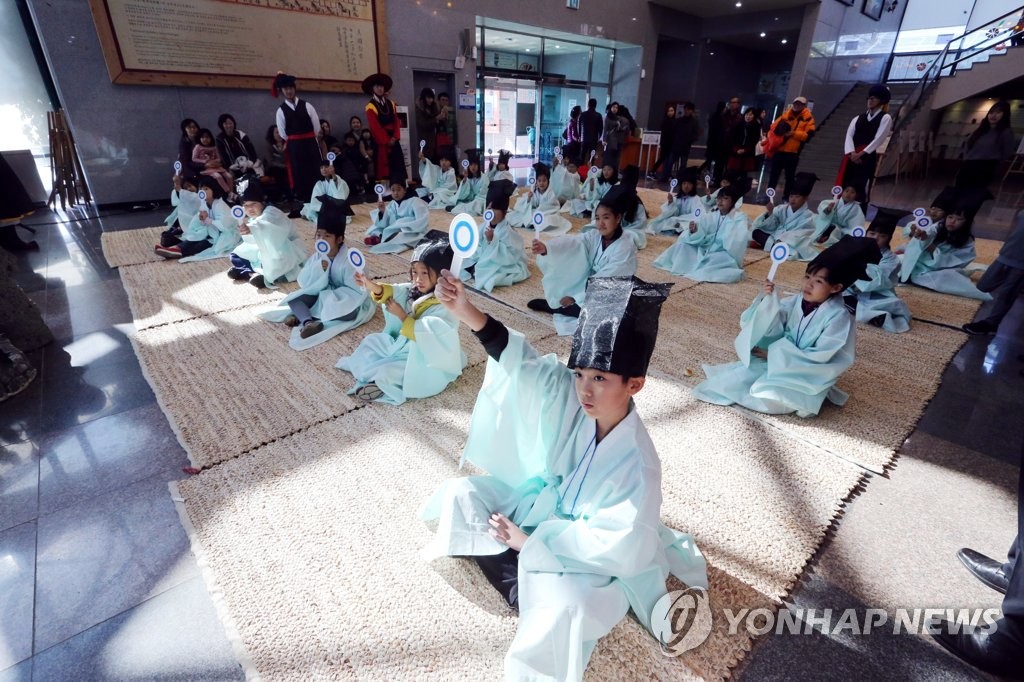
[602,102,630,170]
[704,102,725,177]
[415,88,441,163]
[955,100,1016,190]
[563,105,582,161]
[580,98,604,164]
[273,72,324,208]
[436,92,458,161]
[727,108,762,175]
[838,84,893,212]
[715,96,744,182]
[767,96,816,199]
[665,102,700,182]
[652,104,676,180]
[362,72,406,187]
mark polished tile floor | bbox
[0,194,1020,680]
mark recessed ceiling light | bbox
[631,17,637,21]
[735,1,742,6]
[781,38,788,44]
[710,51,715,55]
[760,32,766,37]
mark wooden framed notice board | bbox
[88,0,389,92]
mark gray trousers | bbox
[977,261,1024,326]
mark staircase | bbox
[932,45,1024,109]
[794,82,917,188]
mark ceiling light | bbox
[735,1,742,6]
[631,17,637,21]
[710,51,715,55]
[781,38,788,44]
[760,32,766,37]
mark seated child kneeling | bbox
[750,171,818,261]
[336,230,467,404]
[363,181,430,254]
[843,207,912,333]
[155,177,238,260]
[257,199,376,349]
[460,180,528,292]
[694,236,881,417]
[228,179,306,288]
[421,274,707,682]
[813,184,865,247]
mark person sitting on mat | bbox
[300,158,350,225]
[257,199,375,349]
[582,165,648,249]
[337,230,466,404]
[813,184,866,247]
[363,180,430,254]
[227,178,306,288]
[507,162,573,235]
[155,177,239,261]
[900,187,994,301]
[694,236,881,417]
[528,190,638,335]
[421,274,707,682]
[550,155,581,205]
[652,183,749,283]
[843,207,912,333]
[449,148,488,215]
[565,163,616,219]
[460,180,528,292]
[647,166,701,236]
[750,171,818,261]
[162,173,200,235]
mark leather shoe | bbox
[930,618,1024,679]
[957,548,1009,594]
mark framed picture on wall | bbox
[862,0,884,20]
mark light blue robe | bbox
[165,188,201,230]
[846,249,911,333]
[646,194,701,235]
[461,218,529,292]
[566,170,612,217]
[701,188,720,210]
[550,165,581,204]
[229,205,306,285]
[336,283,466,405]
[450,175,489,215]
[418,160,459,209]
[812,198,866,247]
[367,196,430,254]
[257,248,376,350]
[537,230,638,336]
[753,203,817,261]
[582,201,649,249]
[653,209,749,283]
[901,233,992,300]
[178,198,242,263]
[694,293,855,418]
[508,187,573,235]
[300,177,350,224]
[420,330,708,682]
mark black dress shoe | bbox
[930,619,1024,679]
[527,298,553,313]
[957,548,1009,594]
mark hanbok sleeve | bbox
[928,241,976,270]
[419,158,440,191]
[764,305,854,391]
[734,292,785,366]
[752,208,782,235]
[853,260,897,293]
[537,234,591,307]
[722,211,751,267]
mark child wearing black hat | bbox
[695,236,881,417]
[529,191,639,334]
[450,149,488,215]
[227,177,306,288]
[567,163,618,218]
[653,183,750,283]
[844,207,912,332]
[424,273,707,682]
[460,180,528,292]
[647,166,701,236]
[901,188,994,299]
[813,184,867,247]
[550,155,582,205]
[751,171,819,260]
[364,181,430,254]
[507,163,573,234]
[487,150,515,185]
[338,230,467,404]
[582,171,648,250]
[257,200,375,349]
[300,159,350,224]
[417,148,459,209]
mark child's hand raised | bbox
[435,269,487,330]
[531,239,547,256]
[688,221,698,234]
[763,279,775,295]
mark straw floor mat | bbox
[101,227,166,267]
[744,255,985,329]
[173,337,864,681]
[648,277,966,473]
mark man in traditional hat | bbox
[424,273,707,682]
[363,72,406,187]
[272,72,324,213]
[838,84,894,212]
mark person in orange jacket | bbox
[766,96,816,200]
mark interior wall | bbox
[27,0,660,205]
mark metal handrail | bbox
[890,5,1023,133]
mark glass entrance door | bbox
[481,77,538,159]
[538,82,587,164]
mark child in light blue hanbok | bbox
[647,167,701,236]
[813,185,866,247]
[257,200,375,349]
[337,230,467,404]
[566,164,617,217]
[422,274,707,682]
[528,192,638,335]
[155,177,239,261]
[842,207,911,333]
[507,162,573,235]
[364,182,430,254]
[461,180,528,292]
[487,149,516,185]
[300,160,350,224]
[227,178,306,288]
[449,149,489,215]
[653,184,749,282]
[163,175,200,232]
[550,157,582,205]
[900,188,993,300]
[582,166,648,249]
[694,236,881,417]
[418,151,459,209]
[751,171,818,261]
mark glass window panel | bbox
[483,30,541,73]
[592,47,613,84]
[543,40,589,81]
